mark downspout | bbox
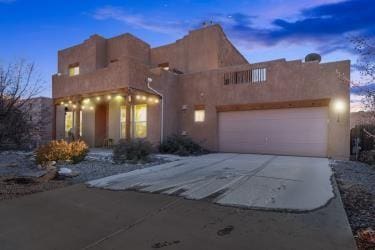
[146,77,164,143]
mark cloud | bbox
[351,83,375,95]
[91,6,188,35]
[215,0,375,54]
[91,1,374,57]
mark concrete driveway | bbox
[0,153,356,250]
[89,153,334,211]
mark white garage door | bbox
[218,107,328,157]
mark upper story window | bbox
[252,68,266,83]
[68,63,80,76]
[223,68,267,85]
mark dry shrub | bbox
[113,139,153,164]
[36,140,88,165]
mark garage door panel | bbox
[218,107,328,157]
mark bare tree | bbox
[352,37,375,116]
[0,59,44,147]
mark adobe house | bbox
[52,24,350,159]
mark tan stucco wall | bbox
[81,109,95,146]
[150,25,247,73]
[108,99,122,143]
[107,34,150,65]
[55,106,65,140]
[177,59,350,159]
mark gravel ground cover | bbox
[331,160,375,249]
[0,150,177,200]
[59,156,171,184]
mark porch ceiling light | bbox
[154,98,160,104]
[141,96,147,101]
[136,95,141,100]
[68,100,72,104]
[82,106,86,110]
[115,95,123,100]
[107,95,112,100]
[83,98,90,104]
[72,104,77,109]
[89,106,94,110]
[96,96,101,101]
[60,101,64,105]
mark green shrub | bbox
[35,140,88,165]
[159,135,208,156]
[113,139,153,164]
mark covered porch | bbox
[53,88,161,147]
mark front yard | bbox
[0,150,176,201]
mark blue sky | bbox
[0,0,374,110]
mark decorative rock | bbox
[58,167,79,178]
[39,169,58,182]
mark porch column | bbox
[74,108,80,140]
[126,104,131,140]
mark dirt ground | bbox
[0,176,68,201]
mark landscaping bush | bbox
[113,139,153,164]
[35,140,88,165]
[159,134,208,156]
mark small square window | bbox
[194,110,205,122]
[68,63,80,76]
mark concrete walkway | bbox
[88,153,334,211]
[0,184,356,250]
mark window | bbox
[194,110,205,122]
[65,111,73,137]
[133,104,147,138]
[251,68,266,82]
[68,63,80,76]
[120,106,127,139]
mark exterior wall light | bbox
[68,100,72,104]
[115,95,123,101]
[333,99,346,122]
[72,104,77,109]
[83,98,90,104]
[136,95,141,100]
[154,99,160,104]
[60,101,64,105]
[96,97,101,101]
[141,96,147,101]
[82,106,86,110]
[107,95,112,100]
[89,106,94,110]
